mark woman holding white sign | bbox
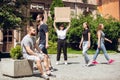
[53,22,70,65]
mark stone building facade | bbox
[0,0,97,52]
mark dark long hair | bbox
[59,23,65,30]
[83,22,89,30]
[36,14,44,26]
[37,14,44,21]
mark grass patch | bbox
[67,48,117,54]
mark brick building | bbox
[28,0,97,22]
[0,0,97,52]
[97,0,120,20]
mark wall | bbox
[97,0,120,20]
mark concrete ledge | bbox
[1,59,33,77]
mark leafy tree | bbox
[50,0,64,19]
[0,0,30,29]
[47,16,57,42]
[82,0,88,3]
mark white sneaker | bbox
[87,62,94,67]
[65,62,68,65]
[56,61,59,65]
[41,74,49,80]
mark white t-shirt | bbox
[56,29,67,40]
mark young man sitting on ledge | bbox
[21,25,51,80]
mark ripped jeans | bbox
[82,41,90,64]
[93,42,110,61]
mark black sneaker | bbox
[49,67,58,72]
[47,73,56,77]
[33,67,38,70]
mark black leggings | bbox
[57,39,67,61]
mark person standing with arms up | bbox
[53,22,70,65]
[79,22,91,65]
[88,24,114,66]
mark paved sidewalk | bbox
[0,53,120,80]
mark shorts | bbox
[39,44,48,54]
[23,53,44,62]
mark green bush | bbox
[48,41,57,54]
[10,45,22,59]
[67,15,120,50]
[47,17,57,42]
[47,13,120,50]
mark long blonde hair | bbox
[97,24,103,32]
[96,24,104,37]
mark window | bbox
[3,30,13,42]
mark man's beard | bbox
[31,33,36,36]
[36,19,40,23]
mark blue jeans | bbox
[93,42,110,61]
[39,44,48,54]
[82,41,90,64]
